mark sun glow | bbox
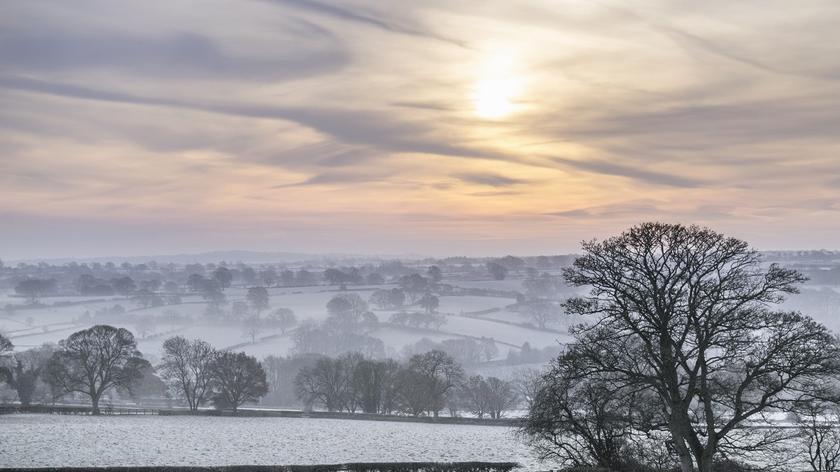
[474,78,520,119]
[472,48,524,119]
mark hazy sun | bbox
[472,48,523,119]
[474,78,519,119]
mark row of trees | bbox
[10,264,446,306]
[159,336,267,412]
[294,350,517,418]
[0,327,268,414]
[3,329,519,419]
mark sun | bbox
[472,48,524,119]
[473,78,519,119]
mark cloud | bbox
[258,0,468,48]
[551,157,705,188]
[274,169,397,187]
[546,200,662,219]
[0,76,528,166]
[455,172,528,187]
[0,19,346,81]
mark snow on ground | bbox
[450,280,525,292]
[442,316,567,349]
[236,335,296,358]
[437,296,512,314]
[0,414,547,470]
[372,326,458,355]
[0,284,560,360]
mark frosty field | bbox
[0,414,544,470]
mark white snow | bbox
[0,414,547,470]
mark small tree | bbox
[242,316,262,343]
[246,286,270,315]
[0,344,55,406]
[427,266,443,282]
[418,293,440,314]
[796,401,840,472]
[46,325,149,414]
[521,299,562,330]
[4,345,57,406]
[267,308,297,335]
[14,278,56,304]
[213,267,233,290]
[407,350,464,417]
[0,333,12,357]
[486,262,507,280]
[158,336,217,411]
[210,351,268,413]
[484,376,517,419]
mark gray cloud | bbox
[551,156,705,188]
[455,172,528,187]
[0,76,526,166]
[258,0,468,48]
[0,17,347,81]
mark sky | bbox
[2,0,840,260]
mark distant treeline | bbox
[0,254,575,306]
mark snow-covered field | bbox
[0,414,546,470]
[0,280,569,362]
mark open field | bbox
[0,279,559,367]
[0,414,544,470]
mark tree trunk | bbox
[91,394,101,415]
[669,422,695,472]
[697,440,717,472]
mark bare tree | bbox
[796,401,840,472]
[246,286,270,315]
[563,222,840,472]
[158,336,217,411]
[0,333,12,357]
[484,376,518,419]
[521,299,562,330]
[210,351,268,413]
[213,267,233,290]
[45,325,149,414]
[267,308,296,335]
[295,356,352,412]
[521,347,656,470]
[242,316,262,343]
[407,350,464,417]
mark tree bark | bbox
[91,394,101,415]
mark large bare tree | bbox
[46,325,149,414]
[561,222,840,472]
[158,336,217,411]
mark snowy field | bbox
[0,280,571,363]
[0,414,547,470]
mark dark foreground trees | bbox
[159,336,217,411]
[2,345,55,406]
[522,347,656,470]
[525,222,840,472]
[46,325,150,414]
[0,333,12,357]
[210,351,268,412]
[292,350,510,418]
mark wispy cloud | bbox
[455,172,529,187]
